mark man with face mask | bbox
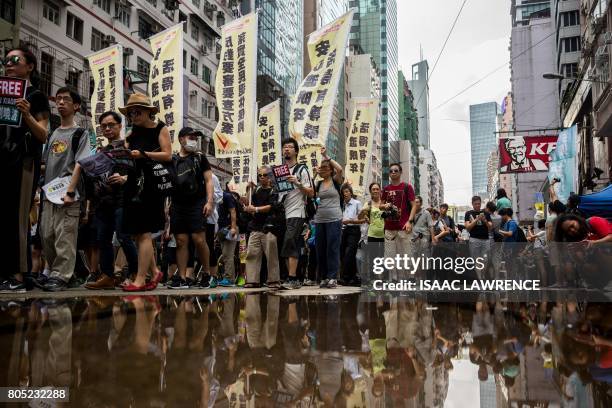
[167,127,214,289]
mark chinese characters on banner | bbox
[498,135,558,173]
[148,24,184,151]
[229,154,253,196]
[86,45,124,145]
[289,9,354,146]
[344,98,379,197]
[213,13,258,158]
[0,76,26,127]
[297,143,322,171]
[257,100,281,167]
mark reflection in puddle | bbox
[1,294,611,407]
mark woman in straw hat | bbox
[120,93,171,291]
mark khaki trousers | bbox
[245,231,280,284]
[41,201,80,282]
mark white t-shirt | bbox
[280,163,312,219]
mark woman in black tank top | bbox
[120,93,172,292]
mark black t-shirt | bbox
[465,210,491,240]
[0,86,50,163]
[248,187,278,232]
[172,153,212,203]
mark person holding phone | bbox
[464,196,493,279]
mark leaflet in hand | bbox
[42,176,79,205]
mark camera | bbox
[381,205,399,219]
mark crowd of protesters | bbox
[1,46,611,294]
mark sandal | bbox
[266,281,281,289]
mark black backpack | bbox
[172,153,202,197]
[293,164,317,220]
[516,225,528,243]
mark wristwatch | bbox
[66,191,76,198]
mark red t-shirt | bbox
[381,182,416,231]
[587,216,612,240]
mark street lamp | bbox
[542,72,609,84]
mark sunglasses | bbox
[127,109,144,118]
[1,55,22,66]
[258,173,269,178]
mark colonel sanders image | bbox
[500,137,548,172]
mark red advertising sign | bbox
[498,135,558,173]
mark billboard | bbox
[498,135,558,173]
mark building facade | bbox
[408,60,431,149]
[553,0,581,105]
[469,102,499,197]
[349,0,398,184]
[345,53,382,187]
[15,0,238,180]
[398,69,420,189]
[418,146,444,208]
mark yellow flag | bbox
[344,98,379,197]
[257,100,281,167]
[297,143,323,172]
[148,24,184,151]
[213,13,258,158]
[289,9,354,147]
[86,45,124,145]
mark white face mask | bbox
[184,139,198,152]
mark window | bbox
[193,0,200,7]
[66,70,79,90]
[123,53,130,69]
[203,65,211,84]
[91,27,104,51]
[190,94,197,110]
[563,36,581,52]
[115,2,131,27]
[179,11,187,32]
[561,11,579,27]
[94,0,111,13]
[191,20,199,41]
[138,16,154,38]
[183,50,187,69]
[201,97,206,116]
[0,0,16,24]
[42,0,59,25]
[40,52,53,96]
[137,57,150,76]
[562,63,578,78]
[217,12,225,27]
[190,56,198,75]
[65,12,84,43]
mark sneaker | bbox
[218,278,235,287]
[303,279,317,286]
[235,276,246,287]
[167,278,190,289]
[42,278,68,292]
[319,279,329,288]
[198,274,211,288]
[185,277,195,288]
[327,279,338,289]
[31,274,50,289]
[282,279,302,290]
[0,278,27,293]
[207,276,218,288]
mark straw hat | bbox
[119,92,158,114]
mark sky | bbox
[397,0,512,205]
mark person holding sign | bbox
[279,137,314,290]
[1,47,50,293]
[119,93,172,292]
[313,147,344,289]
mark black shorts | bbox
[170,197,206,234]
[281,217,305,259]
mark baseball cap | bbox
[178,127,204,138]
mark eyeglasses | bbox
[1,55,22,66]
[100,123,119,130]
[127,109,144,118]
[389,169,401,173]
[55,96,73,103]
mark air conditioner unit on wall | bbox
[190,90,197,96]
[124,47,134,55]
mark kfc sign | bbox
[498,135,558,173]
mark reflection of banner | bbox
[344,98,378,197]
[498,135,558,173]
[213,13,258,158]
[148,24,184,151]
[289,9,354,146]
[257,100,281,167]
[86,45,124,142]
[548,125,578,203]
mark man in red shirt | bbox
[381,163,417,281]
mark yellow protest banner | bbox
[289,9,354,146]
[148,23,184,151]
[213,13,258,158]
[228,153,253,196]
[86,45,124,145]
[257,100,281,167]
[297,143,323,173]
[344,98,379,197]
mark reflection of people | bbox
[500,137,547,172]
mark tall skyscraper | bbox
[470,102,499,196]
[408,60,431,149]
[551,0,580,105]
[349,0,398,183]
[398,70,420,189]
[244,0,304,132]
